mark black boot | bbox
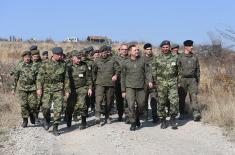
[170,116,178,130]
[125,115,130,124]
[53,124,60,136]
[118,115,123,122]
[160,118,168,129]
[130,123,136,131]
[43,118,50,130]
[136,117,140,128]
[152,117,159,124]
[29,113,35,124]
[80,116,87,130]
[178,113,185,120]
[21,118,28,128]
[34,113,39,124]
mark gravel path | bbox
[1,115,235,155]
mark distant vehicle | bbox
[87,36,111,44]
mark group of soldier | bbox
[11,39,201,136]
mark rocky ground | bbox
[0,113,235,155]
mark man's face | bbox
[32,55,40,61]
[119,45,128,57]
[172,48,179,54]
[185,46,193,54]
[23,55,31,63]
[93,53,99,59]
[144,47,152,56]
[161,45,170,54]
[42,55,48,60]
[101,51,108,58]
[72,56,81,64]
[130,46,139,58]
[53,53,62,61]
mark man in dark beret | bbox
[160,40,171,47]
[30,45,38,51]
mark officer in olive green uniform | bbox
[152,40,179,129]
[93,45,120,125]
[11,51,38,128]
[178,40,201,121]
[65,50,93,129]
[37,47,70,136]
[31,49,42,123]
[143,43,158,123]
[121,44,152,131]
[114,44,129,122]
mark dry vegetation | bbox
[0,41,234,137]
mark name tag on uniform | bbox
[79,74,84,77]
[171,62,176,66]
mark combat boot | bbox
[160,118,168,129]
[178,113,185,120]
[95,114,101,126]
[21,118,28,128]
[80,116,87,130]
[136,117,140,128]
[53,124,60,136]
[43,118,50,130]
[130,123,136,131]
[29,113,35,124]
[105,115,112,124]
[152,117,159,124]
[170,116,178,130]
[34,113,39,124]
[125,115,130,124]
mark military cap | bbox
[171,44,179,50]
[30,45,38,51]
[21,50,31,57]
[84,46,94,54]
[160,40,171,47]
[99,45,108,52]
[52,47,63,54]
[42,51,48,56]
[106,46,112,51]
[143,43,152,49]
[31,50,40,55]
[183,40,194,46]
[70,50,79,57]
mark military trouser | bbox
[115,81,124,118]
[41,90,64,125]
[18,90,38,119]
[126,88,146,124]
[66,86,88,118]
[157,83,179,118]
[95,85,114,118]
[179,77,200,115]
[144,89,158,120]
[86,87,95,113]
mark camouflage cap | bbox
[21,50,31,57]
[160,40,171,47]
[52,47,63,54]
[70,50,79,57]
[99,45,109,52]
[171,44,179,50]
[30,45,38,51]
[31,50,40,56]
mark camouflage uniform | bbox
[121,57,151,126]
[12,61,38,123]
[65,60,92,127]
[93,56,120,120]
[152,52,179,119]
[37,59,70,126]
[143,55,158,122]
[178,52,201,119]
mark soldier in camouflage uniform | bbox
[31,49,42,123]
[171,44,180,56]
[121,44,152,131]
[36,47,70,136]
[42,51,49,61]
[65,50,93,129]
[11,51,38,127]
[114,44,129,122]
[178,40,201,121]
[93,45,120,125]
[143,43,158,123]
[152,40,179,129]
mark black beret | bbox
[84,46,94,54]
[21,50,31,57]
[171,44,179,50]
[31,50,40,56]
[30,45,38,51]
[42,51,48,56]
[160,40,171,47]
[143,43,152,49]
[183,40,194,46]
[52,47,63,54]
[106,46,112,51]
[99,45,108,52]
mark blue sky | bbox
[0,0,234,46]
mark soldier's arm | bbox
[114,61,121,77]
[11,66,20,92]
[145,61,153,84]
[64,65,71,94]
[195,56,200,83]
[177,55,182,85]
[151,57,157,84]
[92,62,98,82]
[36,64,45,91]
[86,64,93,89]
[121,63,126,92]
